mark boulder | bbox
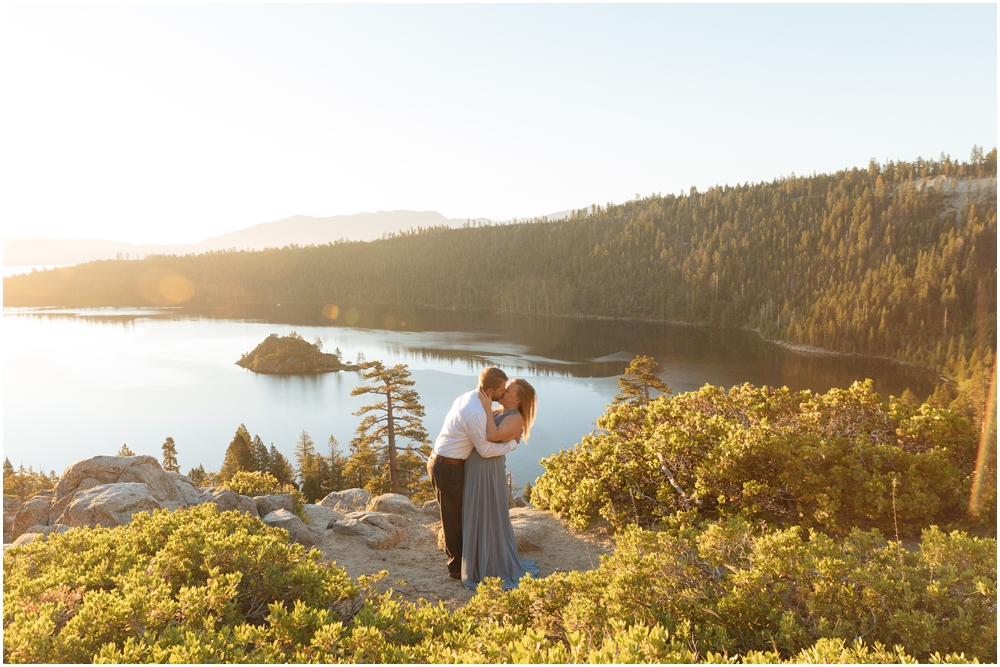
[24,524,71,538]
[166,472,203,506]
[509,496,527,509]
[262,509,319,548]
[329,511,407,549]
[56,483,161,529]
[301,503,342,528]
[4,495,21,513]
[12,532,43,547]
[12,495,53,540]
[509,508,550,552]
[422,499,440,516]
[197,488,258,517]
[55,455,171,501]
[254,494,294,517]
[318,488,370,513]
[368,493,417,515]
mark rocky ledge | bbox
[236,333,360,375]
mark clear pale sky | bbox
[1,4,996,244]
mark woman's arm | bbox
[479,392,523,442]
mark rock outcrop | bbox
[509,507,550,552]
[197,488,258,517]
[368,493,418,515]
[12,496,53,538]
[319,488,371,513]
[56,483,162,529]
[262,509,320,548]
[301,503,342,528]
[254,493,294,517]
[330,511,407,550]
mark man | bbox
[428,367,518,579]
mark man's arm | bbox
[467,406,519,458]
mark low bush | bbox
[220,469,306,520]
[532,380,993,537]
[5,505,993,663]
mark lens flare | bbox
[322,304,340,320]
[157,275,194,304]
[345,307,360,325]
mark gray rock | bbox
[330,511,407,549]
[55,455,161,500]
[368,493,417,515]
[509,508,550,552]
[166,472,203,506]
[12,532,43,547]
[262,509,320,548]
[254,494,294,517]
[56,482,161,529]
[24,524,71,538]
[509,496,527,509]
[318,488,371,513]
[422,499,440,516]
[196,488,258,517]
[3,495,21,513]
[301,503,342,528]
[12,495,53,540]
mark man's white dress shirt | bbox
[433,390,519,459]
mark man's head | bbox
[478,367,509,400]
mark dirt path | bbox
[316,507,614,609]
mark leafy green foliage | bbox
[2,458,58,500]
[3,503,358,663]
[613,354,671,406]
[349,361,432,498]
[533,380,992,537]
[4,505,992,662]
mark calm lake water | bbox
[3,304,937,488]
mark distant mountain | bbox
[4,209,574,267]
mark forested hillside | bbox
[7,150,996,404]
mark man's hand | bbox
[478,389,493,413]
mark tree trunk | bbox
[386,388,399,494]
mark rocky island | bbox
[236,333,360,374]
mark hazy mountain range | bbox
[4,209,573,267]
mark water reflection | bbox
[4,305,939,484]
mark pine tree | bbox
[342,439,382,494]
[267,444,296,488]
[350,361,430,495]
[187,464,207,486]
[161,437,180,472]
[323,436,348,496]
[219,424,255,482]
[294,430,322,503]
[250,435,269,473]
[117,443,136,457]
[612,355,672,406]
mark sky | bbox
[1,4,996,245]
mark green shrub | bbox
[220,470,306,521]
[459,520,996,663]
[3,503,357,663]
[532,380,993,537]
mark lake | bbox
[2,304,938,489]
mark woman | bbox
[461,378,541,590]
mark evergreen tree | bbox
[267,444,296,488]
[117,443,135,457]
[187,464,207,486]
[250,435,269,473]
[161,437,180,473]
[350,361,430,495]
[323,436,348,496]
[219,424,255,482]
[294,430,323,503]
[342,439,382,494]
[612,355,672,406]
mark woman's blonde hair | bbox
[510,378,537,441]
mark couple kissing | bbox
[427,367,540,590]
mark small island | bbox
[236,333,360,374]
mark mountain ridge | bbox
[4,208,575,267]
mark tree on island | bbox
[117,443,135,457]
[612,355,672,406]
[161,437,180,473]
[350,361,431,496]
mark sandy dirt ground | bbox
[316,507,615,609]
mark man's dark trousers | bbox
[428,454,465,574]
